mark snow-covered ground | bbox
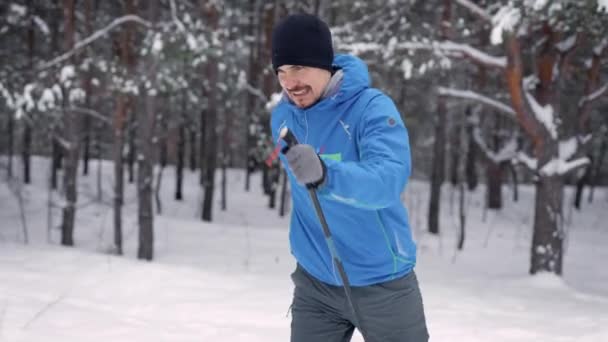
[1,157,607,341]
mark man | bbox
[270,13,429,342]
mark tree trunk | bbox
[504,33,565,276]
[22,126,32,184]
[201,1,220,222]
[127,111,136,183]
[95,120,103,202]
[23,5,34,185]
[189,127,197,171]
[159,117,168,168]
[530,173,564,274]
[112,0,136,254]
[449,122,461,186]
[486,161,503,209]
[82,118,91,176]
[7,114,14,179]
[428,0,452,235]
[221,159,227,211]
[82,0,94,176]
[138,91,155,260]
[465,108,478,191]
[113,95,127,255]
[245,0,260,192]
[573,160,592,210]
[508,162,519,202]
[176,120,185,201]
[137,0,157,261]
[51,139,61,189]
[60,0,79,247]
[588,138,607,203]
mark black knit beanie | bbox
[272,14,334,73]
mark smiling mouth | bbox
[289,88,309,97]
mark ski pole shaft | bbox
[280,127,368,340]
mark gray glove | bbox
[284,144,326,188]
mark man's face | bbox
[277,65,331,109]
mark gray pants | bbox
[290,265,429,342]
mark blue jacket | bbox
[270,54,416,286]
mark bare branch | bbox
[38,15,151,70]
[69,107,112,125]
[454,0,492,22]
[437,87,516,118]
[579,83,608,108]
[241,82,268,103]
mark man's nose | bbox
[282,77,299,90]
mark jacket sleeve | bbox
[317,94,411,209]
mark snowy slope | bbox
[1,157,607,341]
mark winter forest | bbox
[1,0,608,341]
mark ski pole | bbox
[280,127,369,341]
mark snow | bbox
[579,83,608,107]
[22,84,36,112]
[559,138,578,161]
[539,157,590,176]
[60,65,76,86]
[473,130,517,164]
[69,88,86,104]
[524,91,557,139]
[598,0,608,12]
[37,88,56,112]
[186,34,198,51]
[437,87,515,117]
[594,39,607,56]
[490,5,521,45]
[152,33,163,54]
[1,157,608,341]
[10,4,26,17]
[532,0,549,11]
[516,151,538,171]
[338,41,506,69]
[454,0,492,22]
[401,58,413,79]
[265,93,283,111]
[0,82,15,109]
[33,16,50,36]
[556,35,577,52]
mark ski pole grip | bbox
[280,127,299,148]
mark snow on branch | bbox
[579,83,608,107]
[437,87,515,118]
[38,15,151,70]
[515,151,537,171]
[454,0,492,22]
[524,90,557,139]
[169,0,187,34]
[539,157,589,176]
[555,35,577,53]
[433,41,507,68]
[593,38,607,56]
[473,128,517,164]
[490,5,521,45]
[338,41,506,69]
